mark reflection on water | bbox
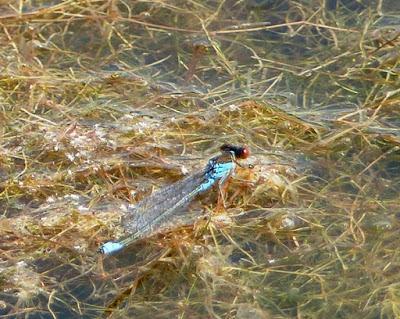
[1,0,400,318]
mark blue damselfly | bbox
[99,144,250,255]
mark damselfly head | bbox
[220,144,250,160]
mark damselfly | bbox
[99,144,250,255]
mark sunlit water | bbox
[1,0,400,318]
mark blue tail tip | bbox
[98,241,125,255]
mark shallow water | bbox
[1,0,400,318]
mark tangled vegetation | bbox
[1,0,399,318]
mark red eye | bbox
[238,146,250,159]
[220,144,250,159]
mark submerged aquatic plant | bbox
[1,0,400,318]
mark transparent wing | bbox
[122,169,210,235]
[99,160,235,255]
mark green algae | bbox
[1,0,400,318]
